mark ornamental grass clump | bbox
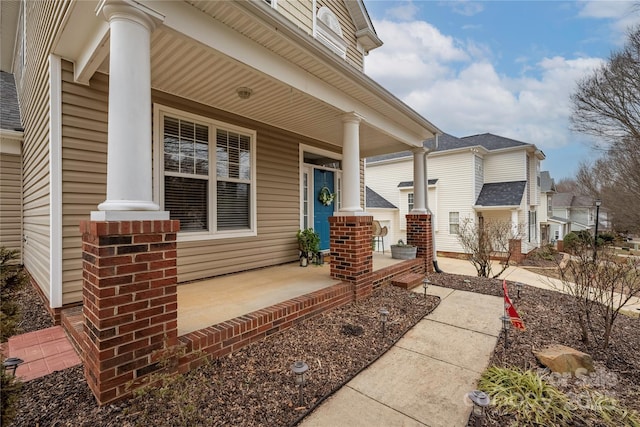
[479,366,572,426]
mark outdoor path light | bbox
[468,390,490,427]
[422,278,430,299]
[379,308,389,337]
[3,357,24,376]
[501,315,511,348]
[516,282,523,299]
[291,360,309,406]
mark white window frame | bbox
[314,6,347,59]
[449,211,460,234]
[153,104,257,241]
[408,192,414,212]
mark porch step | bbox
[61,305,85,358]
[391,273,424,290]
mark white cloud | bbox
[385,1,420,21]
[365,19,604,152]
[578,1,640,43]
[445,0,485,17]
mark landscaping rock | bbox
[534,344,594,375]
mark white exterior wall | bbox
[484,150,526,183]
[365,156,412,208]
[368,208,398,252]
[529,153,540,206]
[428,151,475,253]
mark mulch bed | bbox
[426,273,640,427]
[5,266,640,426]
[7,283,438,427]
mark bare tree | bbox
[576,141,640,233]
[555,178,578,194]
[457,217,523,278]
[554,239,640,349]
[570,26,640,144]
[570,26,640,234]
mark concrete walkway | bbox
[300,286,503,427]
[436,257,640,318]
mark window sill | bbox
[177,230,257,242]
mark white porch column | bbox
[339,112,363,214]
[411,148,427,213]
[511,209,519,238]
[93,1,167,220]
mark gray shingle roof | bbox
[0,72,22,131]
[540,171,555,193]
[366,186,397,209]
[475,181,527,206]
[367,132,533,164]
[397,179,439,188]
[551,193,574,208]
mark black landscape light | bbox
[468,390,490,426]
[379,308,389,337]
[516,282,523,299]
[501,314,511,348]
[3,357,24,376]
[291,360,309,406]
[422,278,430,299]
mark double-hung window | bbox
[449,212,460,234]
[155,106,256,239]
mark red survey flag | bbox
[503,280,526,331]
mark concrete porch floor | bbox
[178,252,404,335]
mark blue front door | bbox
[314,169,334,251]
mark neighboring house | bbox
[365,186,397,249]
[0,71,23,259]
[550,193,608,241]
[0,0,441,317]
[538,170,562,245]
[366,133,546,256]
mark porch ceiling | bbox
[54,0,439,158]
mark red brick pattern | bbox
[509,239,524,263]
[329,216,373,300]
[80,220,179,405]
[406,214,434,273]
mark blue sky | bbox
[363,1,640,180]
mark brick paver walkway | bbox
[6,326,81,381]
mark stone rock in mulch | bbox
[534,344,594,375]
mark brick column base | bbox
[329,216,373,300]
[80,220,180,405]
[509,238,524,263]
[406,214,434,273]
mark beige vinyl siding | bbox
[483,150,526,183]
[17,0,70,300]
[317,0,364,70]
[154,91,341,282]
[276,0,313,34]
[0,152,22,254]
[60,61,108,305]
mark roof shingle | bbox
[475,181,527,206]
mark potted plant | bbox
[390,239,417,260]
[296,228,320,267]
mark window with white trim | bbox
[156,106,256,237]
[315,6,347,58]
[449,212,460,234]
[408,193,414,212]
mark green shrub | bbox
[0,248,26,342]
[479,366,572,426]
[1,365,22,425]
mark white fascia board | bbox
[428,146,489,158]
[52,1,108,84]
[473,205,520,211]
[49,55,63,308]
[0,130,24,154]
[144,0,428,148]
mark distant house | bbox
[550,193,608,240]
[366,133,545,257]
